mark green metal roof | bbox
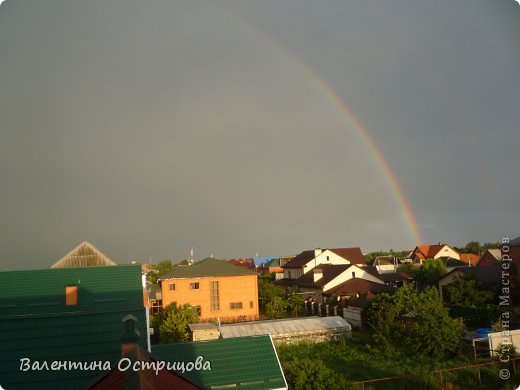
[152,335,287,390]
[0,265,147,389]
[160,258,256,279]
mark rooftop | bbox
[152,335,287,390]
[159,258,256,279]
[50,241,117,268]
[0,265,147,389]
[219,316,351,338]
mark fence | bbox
[348,356,520,389]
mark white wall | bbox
[488,329,520,358]
[313,250,352,269]
[343,307,362,327]
[322,265,383,292]
[434,245,460,260]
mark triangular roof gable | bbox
[413,243,458,260]
[51,241,117,268]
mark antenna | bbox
[189,246,194,264]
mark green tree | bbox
[365,285,463,357]
[443,275,498,327]
[258,276,286,315]
[147,259,176,283]
[405,287,463,357]
[287,289,305,316]
[396,263,419,277]
[282,357,341,389]
[416,258,447,288]
[465,241,482,255]
[157,302,199,343]
[266,296,288,319]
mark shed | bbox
[188,322,219,341]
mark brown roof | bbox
[459,253,480,264]
[283,247,365,269]
[413,243,458,260]
[295,264,353,288]
[328,247,365,264]
[282,250,316,268]
[377,272,414,283]
[326,278,395,296]
[363,265,383,279]
[441,263,505,285]
[345,292,377,308]
[89,345,200,390]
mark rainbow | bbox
[227,9,424,246]
[294,60,423,246]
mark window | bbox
[327,256,330,261]
[210,281,220,310]
[169,283,176,291]
[288,271,292,279]
[249,301,254,309]
[192,305,201,316]
[190,282,200,290]
[352,272,356,278]
[230,302,243,309]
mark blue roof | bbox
[252,256,279,267]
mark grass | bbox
[276,330,520,389]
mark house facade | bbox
[159,258,259,322]
[282,247,365,279]
[410,243,460,264]
[478,249,501,266]
[276,263,383,302]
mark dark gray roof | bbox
[159,258,255,279]
[442,263,505,285]
[510,236,520,245]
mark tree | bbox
[287,289,305,316]
[157,302,199,343]
[266,296,288,319]
[146,259,176,283]
[396,263,419,277]
[416,258,447,288]
[282,357,341,389]
[443,275,499,327]
[365,285,463,357]
[258,276,286,316]
[465,241,482,255]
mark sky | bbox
[0,0,519,269]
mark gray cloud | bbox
[0,0,519,268]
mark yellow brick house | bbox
[158,258,259,323]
